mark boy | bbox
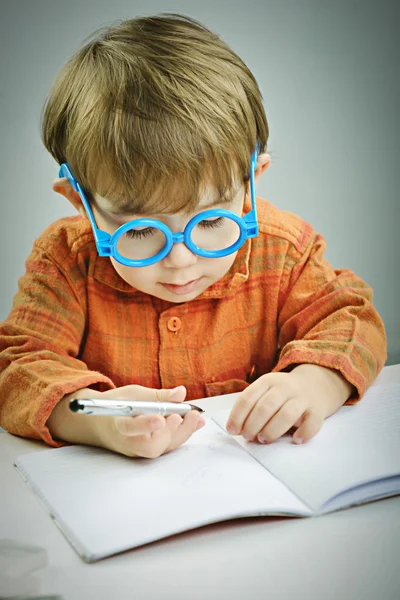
[0,14,386,458]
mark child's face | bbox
[92,185,247,303]
[54,153,270,302]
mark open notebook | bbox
[15,381,400,562]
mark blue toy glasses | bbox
[59,147,259,267]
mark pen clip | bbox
[70,399,132,415]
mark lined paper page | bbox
[15,418,310,561]
[214,382,400,511]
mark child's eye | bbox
[125,227,156,239]
[198,217,225,229]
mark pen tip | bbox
[189,404,204,413]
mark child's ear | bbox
[254,153,271,184]
[52,178,86,218]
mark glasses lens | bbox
[191,216,241,252]
[116,225,167,261]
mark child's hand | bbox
[48,384,205,458]
[96,385,205,458]
[226,364,354,445]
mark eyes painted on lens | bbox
[124,217,226,239]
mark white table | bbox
[1,365,400,600]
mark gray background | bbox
[0,0,399,365]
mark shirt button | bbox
[167,317,182,332]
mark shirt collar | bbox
[197,239,251,299]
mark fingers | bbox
[114,385,190,439]
[134,414,184,459]
[256,399,305,444]
[115,410,205,459]
[226,375,274,436]
[155,385,187,403]
[102,384,187,404]
[131,411,205,459]
[226,372,325,446]
[96,383,199,458]
[114,413,166,437]
[165,410,206,453]
[114,413,180,458]
[292,410,324,444]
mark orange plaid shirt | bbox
[0,198,387,446]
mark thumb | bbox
[156,385,187,403]
[98,384,187,403]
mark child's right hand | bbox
[47,385,205,458]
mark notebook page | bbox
[15,418,310,562]
[213,382,400,511]
[321,474,400,513]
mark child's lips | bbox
[160,278,202,295]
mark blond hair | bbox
[42,14,269,214]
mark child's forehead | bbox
[88,149,246,217]
[93,179,244,218]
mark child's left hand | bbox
[226,364,354,444]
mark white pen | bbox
[69,398,205,417]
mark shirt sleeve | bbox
[273,231,387,402]
[0,242,115,446]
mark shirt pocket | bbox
[204,379,249,397]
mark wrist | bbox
[289,364,354,411]
[46,388,104,447]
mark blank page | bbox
[214,382,400,511]
[15,419,310,562]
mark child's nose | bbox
[162,240,198,268]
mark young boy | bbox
[0,14,386,459]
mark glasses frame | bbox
[59,146,259,267]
